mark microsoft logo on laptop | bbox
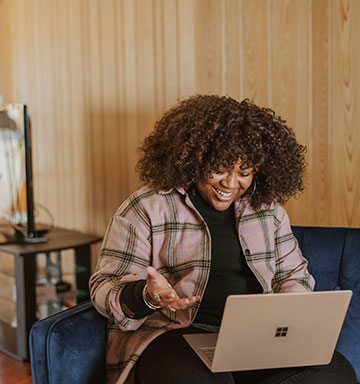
[275,327,288,337]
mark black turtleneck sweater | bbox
[190,190,262,326]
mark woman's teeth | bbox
[214,187,232,197]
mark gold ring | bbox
[153,291,161,303]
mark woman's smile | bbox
[212,186,235,199]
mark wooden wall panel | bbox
[0,0,13,102]
[330,0,360,227]
[194,0,223,94]
[68,0,91,230]
[99,0,120,225]
[2,1,12,98]
[223,0,242,100]
[270,0,312,225]
[242,0,269,107]
[0,0,359,243]
[162,0,180,106]
[54,0,75,227]
[121,0,139,199]
[84,0,107,233]
[134,0,158,148]
[178,0,196,98]
[312,0,330,225]
[30,0,51,215]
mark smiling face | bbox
[196,158,255,211]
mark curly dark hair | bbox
[136,95,306,209]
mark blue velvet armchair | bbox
[30,226,360,383]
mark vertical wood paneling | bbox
[194,0,223,94]
[115,0,130,204]
[0,0,13,101]
[33,0,58,227]
[68,0,90,230]
[62,0,77,229]
[32,0,46,217]
[122,0,140,195]
[177,0,196,97]
[135,0,157,141]
[79,0,93,233]
[55,0,75,227]
[85,0,108,234]
[163,0,180,106]
[153,0,166,115]
[10,1,23,100]
[242,0,269,107]
[331,0,360,226]
[50,0,63,225]
[100,0,119,222]
[223,0,241,100]
[312,0,330,225]
[0,0,360,243]
[270,0,312,225]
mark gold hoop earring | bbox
[249,179,257,200]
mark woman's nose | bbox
[220,171,238,189]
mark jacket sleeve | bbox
[272,205,315,293]
[89,194,153,331]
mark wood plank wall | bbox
[0,0,359,243]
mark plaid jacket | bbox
[90,186,315,384]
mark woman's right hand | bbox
[146,266,200,312]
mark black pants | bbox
[135,327,357,384]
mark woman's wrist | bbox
[142,283,162,310]
[120,301,135,318]
[120,280,155,319]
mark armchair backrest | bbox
[292,226,360,383]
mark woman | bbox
[90,95,356,384]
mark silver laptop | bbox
[183,290,352,373]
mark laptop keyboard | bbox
[200,347,215,362]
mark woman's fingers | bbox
[159,288,177,300]
[166,295,201,311]
[146,266,164,283]
[146,266,172,290]
[146,267,178,305]
[146,266,201,311]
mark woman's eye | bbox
[239,168,255,177]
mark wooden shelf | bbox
[0,225,102,360]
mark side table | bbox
[0,226,102,361]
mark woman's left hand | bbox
[146,266,201,312]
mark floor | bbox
[0,351,32,384]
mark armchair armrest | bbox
[30,300,107,384]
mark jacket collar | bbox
[158,186,256,218]
[157,187,186,196]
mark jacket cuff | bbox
[120,279,158,319]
